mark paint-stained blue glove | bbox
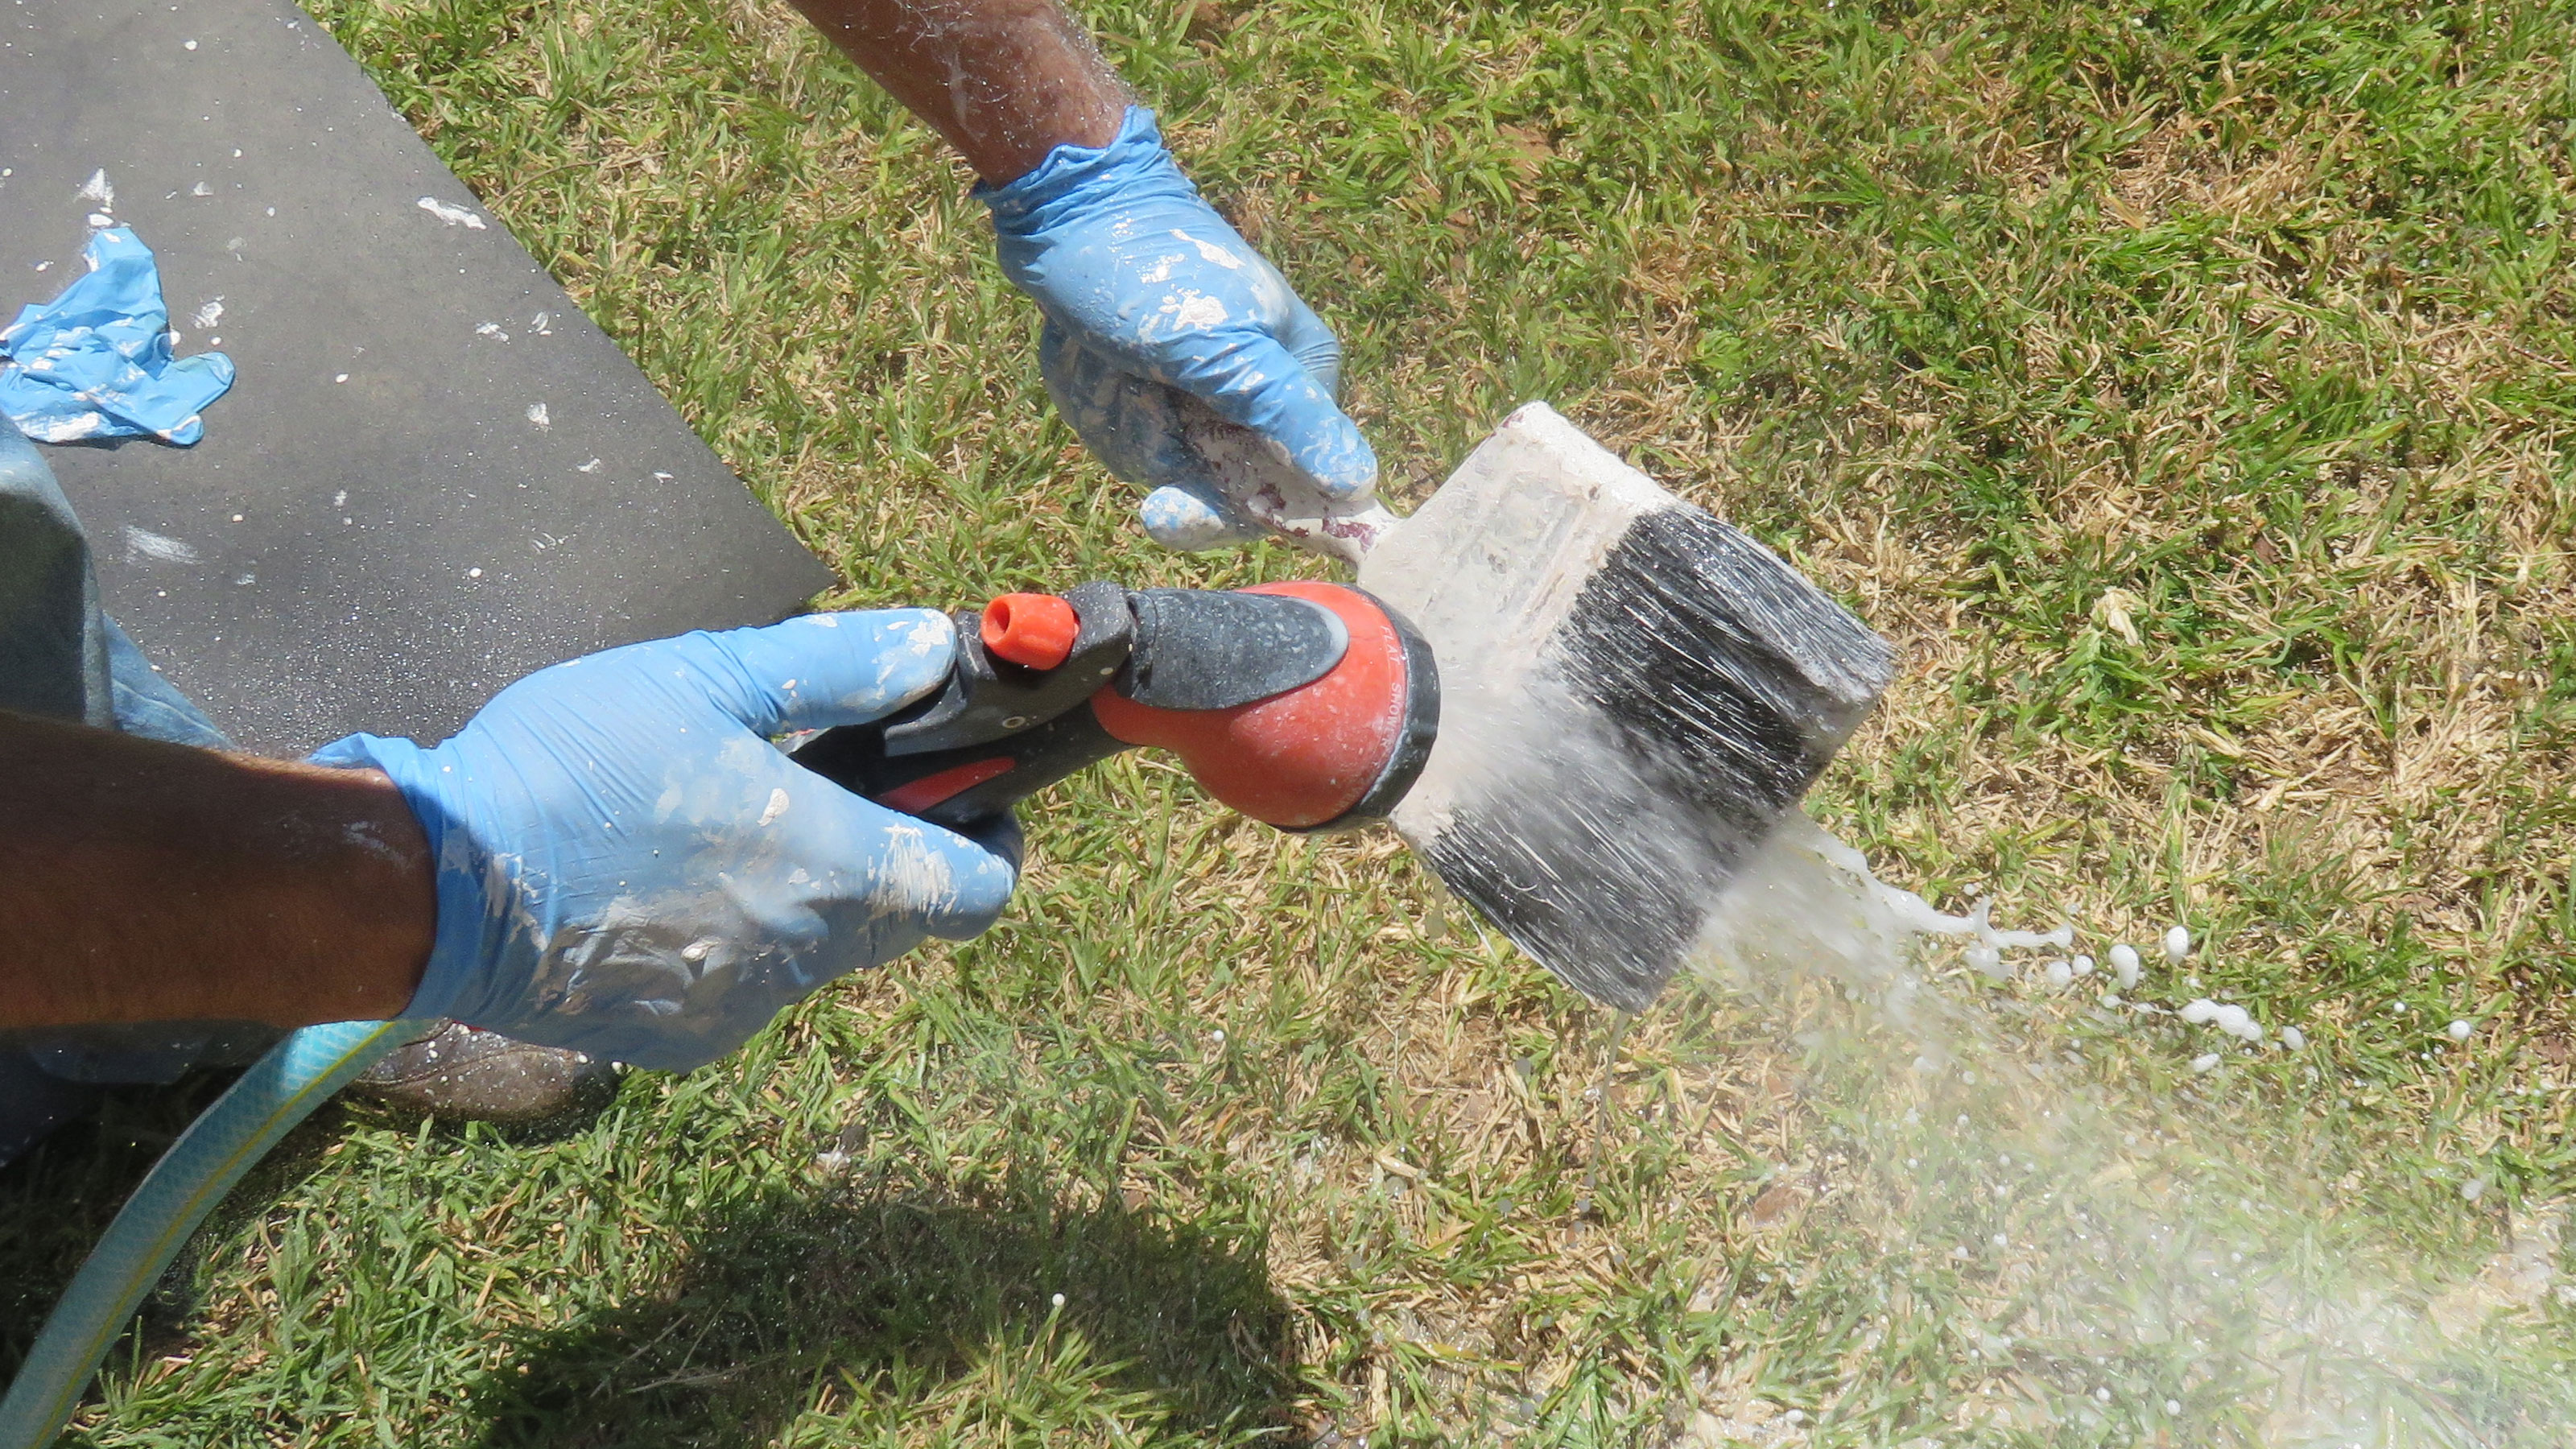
[310,612,1018,1072]
[0,227,233,445]
[981,106,1376,551]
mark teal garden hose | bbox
[0,1018,426,1449]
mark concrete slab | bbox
[0,0,836,753]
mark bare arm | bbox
[787,0,1127,181]
[0,709,431,1031]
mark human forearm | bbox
[0,709,431,1030]
[789,0,1125,181]
[791,0,1379,551]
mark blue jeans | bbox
[0,428,282,1165]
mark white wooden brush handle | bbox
[1179,404,1400,567]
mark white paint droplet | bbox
[526,402,551,427]
[757,787,791,827]
[417,196,489,229]
[122,526,200,564]
[2449,1019,2474,1042]
[467,568,482,579]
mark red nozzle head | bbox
[1089,582,1437,831]
[981,592,1080,669]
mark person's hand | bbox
[980,105,1377,551]
[310,612,1017,1071]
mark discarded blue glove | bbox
[310,612,1019,1072]
[981,106,1376,550]
[0,227,233,445]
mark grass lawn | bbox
[7,0,2576,1442]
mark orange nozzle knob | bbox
[980,592,1080,670]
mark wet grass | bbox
[6,0,2576,1442]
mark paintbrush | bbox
[1185,401,1897,1009]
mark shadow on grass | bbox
[0,1072,245,1377]
[0,1064,625,1388]
[467,1169,1305,1448]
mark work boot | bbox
[347,1022,621,1129]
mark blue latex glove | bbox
[0,227,234,445]
[311,611,1018,1072]
[980,106,1376,550]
